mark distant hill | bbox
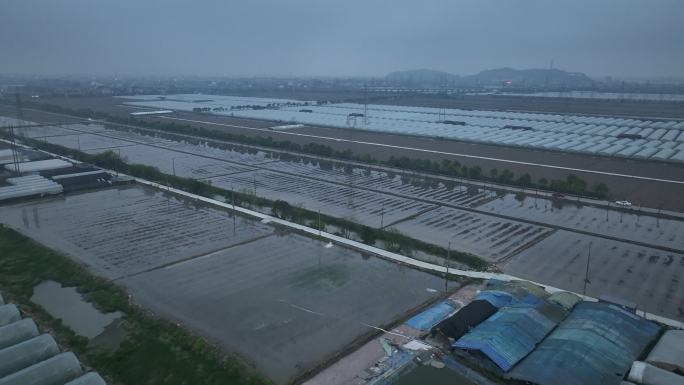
[385,69,460,86]
[461,68,593,87]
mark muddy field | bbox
[123,233,447,384]
[0,185,446,384]
[389,206,553,262]
[504,230,684,321]
[480,194,684,251]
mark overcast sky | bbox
[2,0,683,78]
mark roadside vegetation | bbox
[6,132,488,270]
[0,225,270,385]
[8,100,609,199]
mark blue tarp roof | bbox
[508,301,660,385]
[476,291,516,308]
[405,300,457,331]
[453,302,567,372]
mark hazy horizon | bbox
[2,0,683,78]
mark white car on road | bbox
[615,200,632,207]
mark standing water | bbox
[31,280,123,339]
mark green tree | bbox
[468,166,482,179]
[516,173,532,187]
[489,168,499,180]
[593,183,609,198]
[271,200,293,219]
[538,177,548,187]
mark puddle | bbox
[31,280,123,339]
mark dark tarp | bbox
[430,299,497,340]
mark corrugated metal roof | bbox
[646,330,684,374]
[475,290,516,308]
[0,294,106,385]
[404,300,457,331]
[453,302,567,372]
[507,301,660,385]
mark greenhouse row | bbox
[121,94,684,163]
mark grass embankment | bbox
[12,134,488,270]
[0,225,270,385]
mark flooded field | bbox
[208,170,435,226]
[480,194,684,251]
[0,186,272,279]
[0,185,447,384]
[9,118,684,321]
[123,233,446,384]
[87,144,257,179]
[389,206,553,262]
[31,280,122,339]
[504,230,684,321]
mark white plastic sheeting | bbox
[123,94,684,163]
[0,175,63,202]
[628,361,684,385]
[4,159,72,173]
[646,330,684,374]
[0,293,107,385]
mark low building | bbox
[453,301,567,372]
[430,299,497,340]
[507,301,660,385]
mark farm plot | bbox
[504,230,684,321]
[388,206,553,262]
[0,185,272,279]
[262,159,498,207]
[157,139,274,166]
[40,131,137,152]
[14,124,96,138]
[261,157,386,185]
[86,144,256,179]
[361,175,497,207]
[480,193,684,251]
[208,170,436,227]
[123,233,447,384]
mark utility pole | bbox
[363,83,369,128]
[7,125,20,174]
[231,186,236,236]
[172,158,176,176]
[583,242,592,296]
[445,242,451,294]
